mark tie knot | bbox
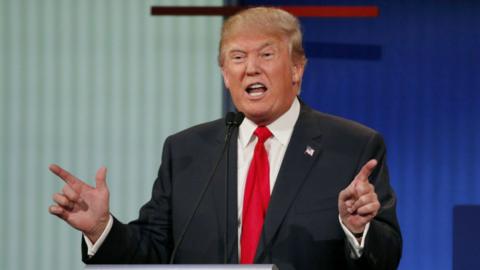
[254,126,272,143]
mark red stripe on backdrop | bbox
[279,6,378,17]
[151,6,379,18]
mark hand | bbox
[338,159,380,234]
[48,164,110,243]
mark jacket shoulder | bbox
[304,106,379,139]
[166,118,225,145]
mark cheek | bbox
[224,76,243,99]
[222,73,237,90]
[270,61,292,78]
[270,69,293,90]
[223,67,244,88]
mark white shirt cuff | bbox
[84,215,113,257]
[338,215,370,259]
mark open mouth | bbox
[245,83,268,97]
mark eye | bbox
[261,51,274,59]
[230,53,246,63]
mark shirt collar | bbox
[238,97,301,148]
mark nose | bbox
[245,56,260,76]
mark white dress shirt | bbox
[86,97,368,259]
[236,97,368,259]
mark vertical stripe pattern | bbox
[0,0,223,269]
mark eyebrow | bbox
[228,49,246,55]
[258,42,275,51]
[227,41,277,54]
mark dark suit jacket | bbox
[82,103,402,269]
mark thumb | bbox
[339,180,356,203]
[95,166,108,190]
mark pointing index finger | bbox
[49,164,80,186]
[355,159,378,183]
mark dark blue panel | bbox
[453,205,480,270]
[237,1,480,270]
[304,42,382,60]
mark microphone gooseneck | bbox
[169,112,244,264]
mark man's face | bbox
[221,31,304,125]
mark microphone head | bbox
[233,112,245,126]
[225,112,244,127]
[225,112,236,126]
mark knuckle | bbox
[57,196,65,205]
[70,192,78,200]
[53,194,63,204]
[356,197,364,206]
[359,205,369,213]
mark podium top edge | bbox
[85,264,278,270]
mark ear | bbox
[221,68,231,89]
[291,62,305,86]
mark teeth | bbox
[249,91,263,97]
[245,82,267,97]
[249,83,265,89]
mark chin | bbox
[245,111,272,125]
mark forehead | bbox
[222,31,288,52]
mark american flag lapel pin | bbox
[304,145,315,157]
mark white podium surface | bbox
[85,265,278,270]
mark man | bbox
[49,7,402,270]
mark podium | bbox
[453,205,480,270]
[85,265,278,270]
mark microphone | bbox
[223,112,244,263]
[225,111,245,141]
[225,111,245,127]
[169,112,244,264]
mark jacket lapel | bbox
[255,105,323,262]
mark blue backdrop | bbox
[238,0,480,269]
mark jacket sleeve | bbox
[346,132,403,270]
[82,136,175,264]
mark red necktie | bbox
[241,126,272,264]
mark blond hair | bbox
[218,7,307,67]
